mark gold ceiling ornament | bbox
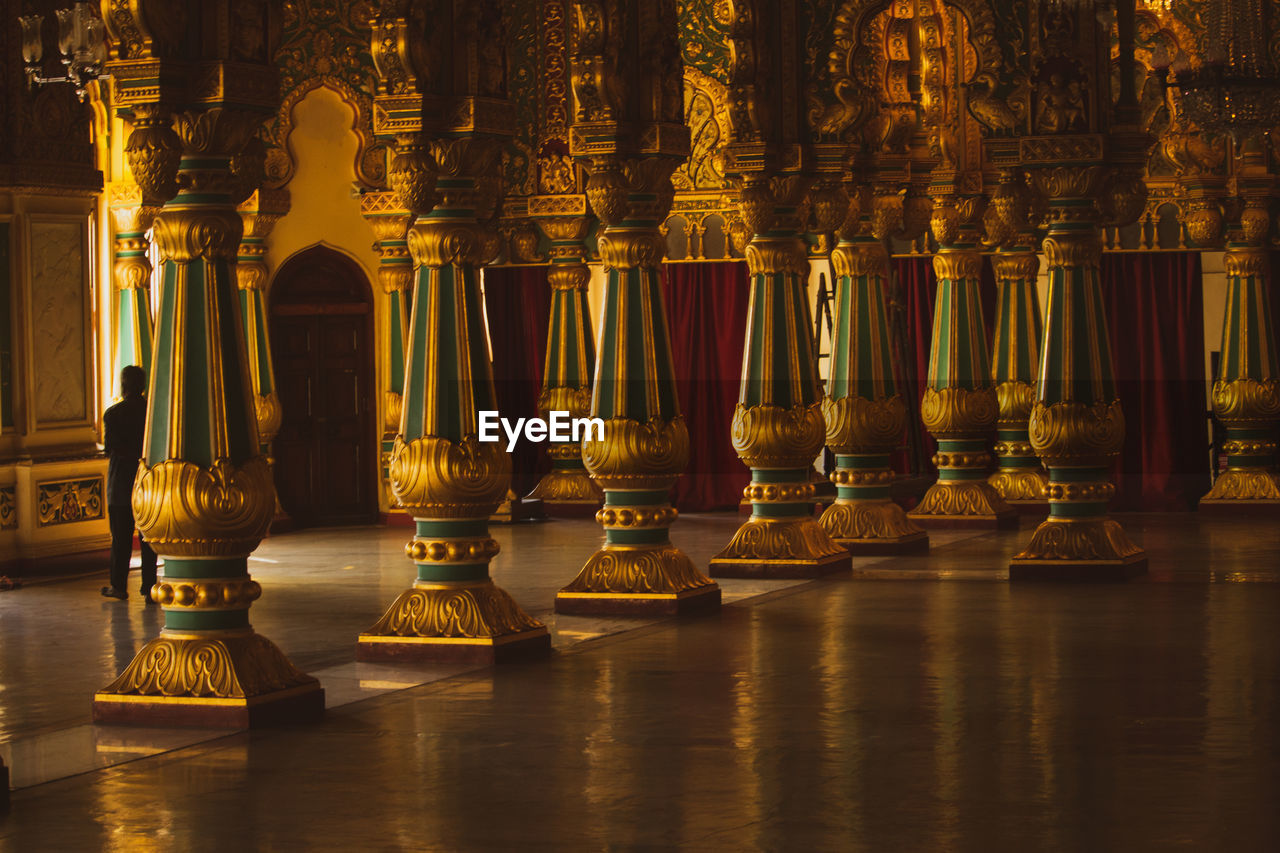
[124,104,181,203]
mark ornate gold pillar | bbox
[908,179,1016,529]
[707,175,851,578]
[553,0,718,615]
[108,184,159,397]
[554,159,720,614]
[93,3,322,727]
[357,134,549,663]
[985,174,1048,509]
[361,191,414,511]
[819,185,928,554]
[526,202,602,514]
[1201,190,1280,511]
[1009,162,1147,580]
[358,0,549,660]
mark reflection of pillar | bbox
[909,183,1015,529]
[1010,164,1146,580]
[357,135,549,662]
[819,186,927,554]
[1200,201,1280,511]
[526,204,603,514]
[555,158,720,615]
[709,175,851,578]
[94,106,323,727]
[361,191,413,508]
[108,185,158,395]
[988,245,1049,506]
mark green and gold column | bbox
[1009,166,1146,580]
[357,136,549,663]
[526,204,603,515]
[908,187,1016,529]
[1200,203,1280,512]
[108,185,158,395]
[93,108,323,727]
[235,190,286,453]
[361,192,414,511]
[988,241,1049,509]
[709,176,850,578]
[555,159,720,615]
[819,187,927,555]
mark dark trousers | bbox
[108,504,157,596]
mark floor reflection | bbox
[2,513,1279,848]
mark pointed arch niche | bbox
[265,85,379,284]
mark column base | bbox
[709,516,852,579]
[1009,517,1147,581]
[526,469,603,517]
[356,581,549,664]
[908,481,1019,529]
[92,632,324,728]
[556,545,720,616]
[819,499,930,555]
[1200,469,1280,507]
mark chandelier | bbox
[18,2,107,102]
[1163,0,1280,144]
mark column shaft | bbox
[709,177,851,578]
[1009,219,1147,579]
[908,242,1016,528]
[108,195,157,396]
[989,247,1049,507]
[819,222,927,555]
[555,160,720,615]
[526,212,603,514]
[94,112,323,727]
[1201,243,1280,507]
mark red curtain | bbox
[1101,252,1210,511]
[892,256,939,475]
[661,262,751,511]
[484,267,551,496]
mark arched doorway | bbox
[269,246,378,526]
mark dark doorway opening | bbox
[269,246,379,527]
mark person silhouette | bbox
[100,365,157,601]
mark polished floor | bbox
[2,512,1279,850]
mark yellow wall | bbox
[265,86,379,284]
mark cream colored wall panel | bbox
[28,219,90,425]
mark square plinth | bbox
[709,551,852,580]
[92,682,325,729]
[555,585,722,617]
[1008,554,1149,582]
[837,534,930,556]
[1008,501,1050,517]
[355,628,551,664]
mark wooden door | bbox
[269,248,378,526]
